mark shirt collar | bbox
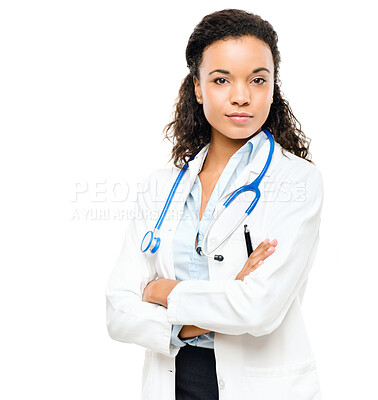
[194,130,265,174]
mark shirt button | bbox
[219,379,225,390]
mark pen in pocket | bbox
[244,224,253,257]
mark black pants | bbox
[175,344,219,400]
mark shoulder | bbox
[269,143,324,208]
[142,165,180,189]
[138,165,181,206]
[274,143,323,185]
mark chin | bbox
[217,128,262,141]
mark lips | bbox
[227,112,252,117]
[226,112,253,124]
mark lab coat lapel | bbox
[167,143,210,206]
[157,144,210,279]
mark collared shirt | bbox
[167,131,266,348]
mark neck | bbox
[202,129,260,174]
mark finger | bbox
[253,238,276,254]
[237,239,278,280]
[248,240,276,262]
[236,259,264,280]
[257,244,276,260]
[243,249,269,274]
[256,238,270,249]
[253,238,278,255]
[247,242,277,267]
[247,242,268,260]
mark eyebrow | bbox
[208,67,270,76]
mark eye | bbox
[252,77,266,85]
[213,77,228,85]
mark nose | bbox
[229,82,250,106]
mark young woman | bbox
[106,8,324,400]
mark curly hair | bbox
[163,8,313,168]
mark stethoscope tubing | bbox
[141,128,274,258]
[140,155,195,253]
[200,132,274,256]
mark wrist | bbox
[180,325,212,339]
[151,279,180,307]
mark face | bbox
[193,35,274,141]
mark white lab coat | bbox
[106,132,324,399]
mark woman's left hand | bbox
[142,279,156,303]
[143,279,213,337]
[142,278,180,307]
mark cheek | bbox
[254,88,272,105]
[254,94,273,117]
[203,91,225,118]
[204,89,224,107]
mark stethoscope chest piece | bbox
[140,230,160,253]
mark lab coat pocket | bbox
[228,225,263,248]
[241,360,322,400]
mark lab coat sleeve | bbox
[171,324,187,347]
[167,294,187,347]
[105,171,181,357]
[166,166,324,337]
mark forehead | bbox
[200,36,273,71]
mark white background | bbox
[1,0,377,398]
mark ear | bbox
[193,75,202,100]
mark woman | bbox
[106,8,324,400]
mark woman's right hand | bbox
[235,238,277,281]
[179,239,278,339]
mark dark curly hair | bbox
[163,8,313,168]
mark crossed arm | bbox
[142,238,277,338]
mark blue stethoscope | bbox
[140,128,275,262]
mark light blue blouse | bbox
[167,131,266,349]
